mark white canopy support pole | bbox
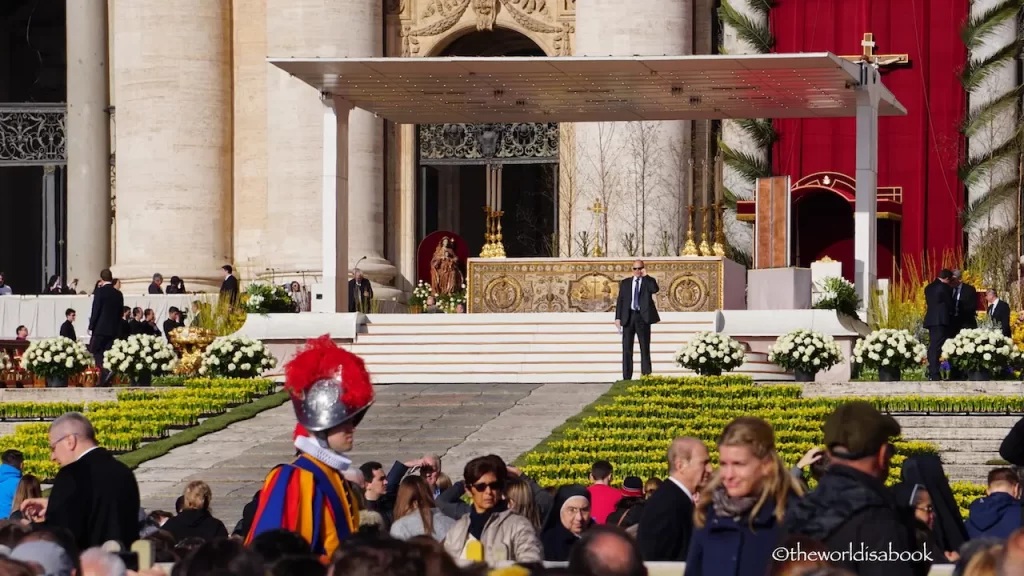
[322,94,353,313]
[854,63,881,308]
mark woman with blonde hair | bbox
[505,478,542,531]
[391,475,454,541]
[8,475,41,522]
[685,417,804,576]
[161,481,228,543]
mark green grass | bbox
[512,379,632,467]
[116,390,288,470]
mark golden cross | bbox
[839,33,909,67]
[588,200,606,215]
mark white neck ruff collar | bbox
[294,435,351,471]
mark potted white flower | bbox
[104,334,179,386]
[675,332,746,376]
[199,335,278,379]
[852,329,926,382]
[768,329,844,382]
[19,337,94,388]
[941,328,1020,381]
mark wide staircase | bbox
[348,312,790,384]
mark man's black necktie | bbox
[633,279,640,312]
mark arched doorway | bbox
[416,28,558,259]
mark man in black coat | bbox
[923,269,954,381]
[986,289,1012,338]
[220,265,239,306]
[119,307,132,340]
[88,269,124,386]
[59,309,77,342]
[163,307,184,341]
[348,269,373,313]
[782,402,926,576]
[636,436,710,561]
[19,413,141,552]
[950,270,978,333]
[615,260,661,380]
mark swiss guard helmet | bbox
[283,335,374,435]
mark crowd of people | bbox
[4,336,1024,575]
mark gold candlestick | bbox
[698,206,711,255]
[480,206,494,258]
[681,205,699,256]
[711,203,726,256]
[492,210,506,258]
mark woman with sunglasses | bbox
[442,455,542,565]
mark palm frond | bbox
[721,186,740,210]
[720,139,771,183]
[748,0,773,15]
[736,118,778,148]
[960,137,1020,187]
[961,41,1021,91]
[961,85,1023,136]
[961,0,1022,51]
[719,0,774,54]
[961,178,1020,227]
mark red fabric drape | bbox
[770,0,968,279]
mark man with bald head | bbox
[19,412,140,551]
[615,260,660,380]
[569,525,647,576]
[636,436,711,561]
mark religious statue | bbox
[430,237,464,296]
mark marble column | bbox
[575,0,692,257]
[398,124,418,293]
[854,65,881,304]
[111,0,232,291]
[65,0,111,284]
[266,0,400,300]
[323,99,351,313]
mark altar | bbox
[466,257,746,314]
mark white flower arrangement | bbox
[675,332,746,376]
[20,337,94,378]
[768,329,844,374]
[199,335,277,378]
[104,334,179,380]
[941,328,1021,374]
[853,329,926,371]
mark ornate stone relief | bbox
[419,122,559,164]
[401,0,575,56]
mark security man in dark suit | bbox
[220,265,239,306]
[923,269,954,381]
[88,269,124,386]
[951,269,978,333]
[615,260,660,381]
[986,289,1012,338]
[59,309,77,342]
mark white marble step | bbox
[356,350,775,367]
[369,371,796,384]
[362,312,720,325]
[354,331,711,345]
[360,323,714,335]
[363,359,783,374]
[353,342,703,355]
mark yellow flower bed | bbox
[0,378,277,481]
[520,375,1003,518]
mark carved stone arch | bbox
[428,21,556,57]
[397,0,575,58]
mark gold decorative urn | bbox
[168,327,216,376]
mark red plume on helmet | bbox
[283,335,374,415]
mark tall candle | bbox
[714,154,723,204]
[701,158,709,209]
[687,158,694,213]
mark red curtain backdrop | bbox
[770,0,968,278]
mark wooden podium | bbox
[753,176,792,269]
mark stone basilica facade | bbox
[54,0,719,296]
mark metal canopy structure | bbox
[268,52,903,312]
[270,53,906,123]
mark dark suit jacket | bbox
[88,284,125,337]
[147,282,163,295]
[45,447,141,551]
[923,280,954,329]
[129,320,146,335]
[989,300,1011,338]
[348,279,374,313]
[953,283,978,330]
[119,318,131,340]
[220,275,239,304]
[636,479,693,561]
[163,319,184,340]
[59,320,76,342]
[615,276,661,325]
